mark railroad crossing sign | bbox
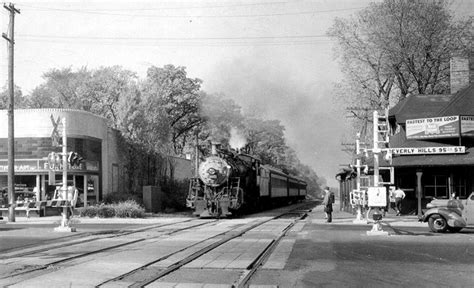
[51,115,61,147]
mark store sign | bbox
[0,164,39,171]
[460,116,474,136]
[406,116,460,139]
[390,146,465,155]
[0,159,99,172]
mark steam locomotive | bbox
[186,143,307,217]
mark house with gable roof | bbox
[388,55,474,215]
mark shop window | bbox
[453,176,466,198]
[424,175,448,198]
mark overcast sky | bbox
[1,0,472,187]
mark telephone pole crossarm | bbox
[3,3,21,14]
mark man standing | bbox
[393,186,405,216]
[322,187,334,222]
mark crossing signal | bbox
[375,108,390,145]
[48,152,59,169]
[68,152,83,166]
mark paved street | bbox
[1,203,473,287]
[251,207,474,287]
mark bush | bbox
[78,200,145,218]
[97,204,115,218]
[102,193,143,205]
[79,205,98,218]
[114,200,145,218]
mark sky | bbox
[1,0,472,187]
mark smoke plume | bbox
[229,127,247,149]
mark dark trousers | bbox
[326,205,333,222]
[326,212,332,222]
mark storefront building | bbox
[388,56,474,214]
[0,109,126,207]
[336,55,474,215]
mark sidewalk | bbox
[1,203,426,228]
[0,215,184,225]
[310,201,427,228]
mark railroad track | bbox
[0,218,197,258]
[99,207,311,287]
[1,202,315,287]
[0,218,218,284]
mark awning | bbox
[335,167,356,181]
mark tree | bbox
[29,67,93,109]
[27,66,138,129]
[328,0,472,120]
[83,66,138,128]
[143,65,204,155]
[26,85,61,108]
[0,85,28,109]
[243,117,287,166]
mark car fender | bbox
[422,208,466,228]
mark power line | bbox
[16,33,334,47]
[18,34,331,40]
[18,4,365,18]
[21,1,290,11]
[17,38,333,47]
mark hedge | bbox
[78,200,145,218]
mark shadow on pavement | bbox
[383,223,440,236]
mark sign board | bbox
[367,187,387,207]
[0,159,98,172]
[390,146,465,155]
[350,190,367,206]
[460,116,474,136]
[406,116,459,139]
[50,115,61,147]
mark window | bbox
[424,175,448,198]
[453,175,466,198]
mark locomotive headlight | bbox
[199,156,232,187]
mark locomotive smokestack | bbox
[211,142,218,155]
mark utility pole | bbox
[194,130,199,177]
[3,3,20,223]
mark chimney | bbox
[450,56,470,94]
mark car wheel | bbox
[428,214,448,233]
[447,226,463,233]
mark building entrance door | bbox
[84,175,99,206]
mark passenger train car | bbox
[186,143,307,217]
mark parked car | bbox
[420,192,474,233]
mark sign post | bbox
[366,110,390,236]
[54,117,76,232]
[349,133,367,223]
